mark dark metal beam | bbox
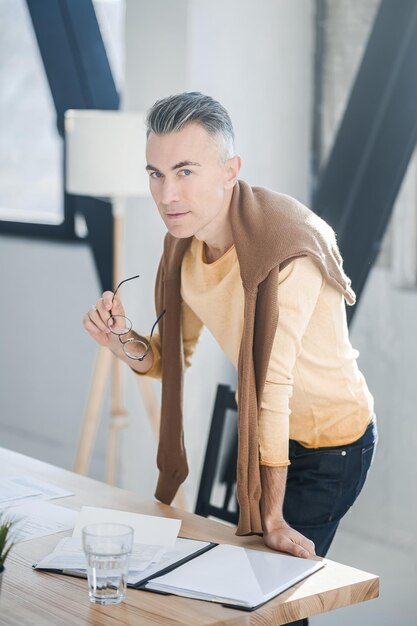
[0,0,119,292]
[313,0,417,321]
[26,0,118,137]
[311,0,327,188]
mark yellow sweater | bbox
[145,237,374,466]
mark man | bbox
[84,92,376,566]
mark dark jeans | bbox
[282,416,378,626]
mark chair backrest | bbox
[194,384,239,525]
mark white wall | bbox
[188,0,313,202]
[0,236,108,478]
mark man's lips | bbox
[165,211,190,219]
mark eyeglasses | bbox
[107,275,166,361]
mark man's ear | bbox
[224,154,242,189]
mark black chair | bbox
[194,384,239,525]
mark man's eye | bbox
[179,169,191,176]
[150,171,162,179]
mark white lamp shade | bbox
[65,110,149,197]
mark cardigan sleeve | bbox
[181,299,204,368]
[259,256,324,466]
[132,298,203,379]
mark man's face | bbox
[146,123,237,241]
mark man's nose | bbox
[160,178,181,204]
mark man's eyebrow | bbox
[145,161,202,172]
[172,161,201,170]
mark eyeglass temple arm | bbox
[112,274,140,302]
[149,309,166,339]
[136,309,166,362]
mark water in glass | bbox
[86,551,130,605]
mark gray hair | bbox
[146,92,235,160]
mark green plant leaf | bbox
[0,514,19,567]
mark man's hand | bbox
[82,292,153,374]
[263,519,315,558]
[83,291,125,347]
[260,465,316,559]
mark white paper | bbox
[147,544,325,607]
[34,536,211,587]
[0,476,74,509]
[35,537,166,572]
[7,501,78,543]
[73,506,181,547]
[0,479,41,504]
[9,476,74,500]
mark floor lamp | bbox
[64,110,163,490]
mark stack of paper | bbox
[35,537,167,572]
[0,476,74,507]
[35,535,212,587]
[0,476,77,542]
[34,505,213,589]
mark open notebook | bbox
[35,538,324,611]
[145,543,325,611]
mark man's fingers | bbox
[83,317,102,336]
[87,305,109,333]
[275,535,311,558]
[290,536,315,558]
[296,547,310,558]
[297,536,316,556]
[83,316,109,345]
[96,298,112,330]
[306,538,316,554]
[102,292,125,316]
[286,529,315,557]
[102,291,114,311]
[264,527,316,559]
[83,291,127,346]
[286,539,312,559]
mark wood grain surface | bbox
[0,447,379,625]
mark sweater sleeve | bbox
[259,256,324,466]
[181,299,204,368]
[133,298,203,379]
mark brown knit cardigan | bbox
[153,179,356,536]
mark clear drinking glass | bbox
[82,523,134,605]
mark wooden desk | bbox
[0,448,378,625]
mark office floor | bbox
[314,527,415,624]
